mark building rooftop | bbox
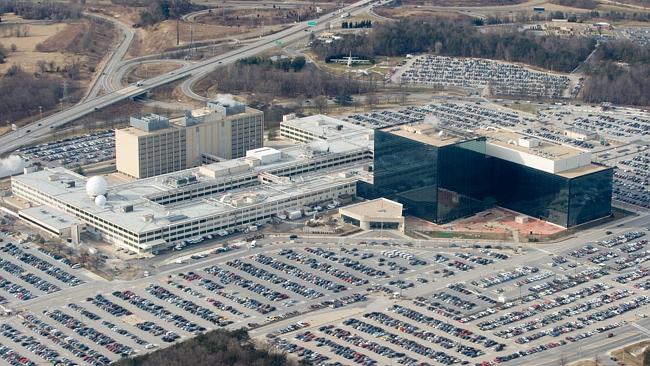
[283,114,373,140]
[482,129,584,161]
[14,124,373,236]
[189,106,261,120]
[118,125,178,137]
[14,165,369,236]
[565,126,597,136]
[382,123,466,147]
[19,205,82,231]
[340,198,403,219]
[555,163,611,179]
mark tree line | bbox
[114,328,299,366]
[342,20,372,29]
[0,1,81,20]
[202,59,367,99]
[582,41,650,106]
[0,67,69,123]
[473,8,650,24]
[311,18,595,72]
[140,0,200,27]
[237,56,306,72]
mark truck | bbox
[340,12,350,18]
[136,80,144,87]
[288,210,302,220]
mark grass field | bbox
[0,22,87,74]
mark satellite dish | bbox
[94,195,107,207]
[86,176,108,198]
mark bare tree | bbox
[365,93,378,108]
[314,95,328,114]
[36,60,47,73]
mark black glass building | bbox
[367,127,613,228]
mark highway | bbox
[83,13,135,101]
[0,0,383,156]
[178,0,384,101]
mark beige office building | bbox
[116,101,263,179]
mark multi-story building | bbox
[116,100,263,178]
[115,115,187,179]
[13,116,373,253]
[367,123,613,227]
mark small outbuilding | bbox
[339,198,404,233]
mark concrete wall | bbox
[115,129,141,178]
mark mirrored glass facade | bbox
[367,130,613,228]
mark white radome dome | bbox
[86,176,108,198]
[310,139,329,153]
[94,195,107,207]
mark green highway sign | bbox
[307,21,317,27]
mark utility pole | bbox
[62,80,68,103]
[60,80,68,111]
[190,23,194,55]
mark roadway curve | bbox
[180,0,390,101]
[105,36,259,93]
[181,2,313,23]
[0,0,385,156]
[83,13,135,101]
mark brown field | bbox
[373,6,474,20]
[85,5,141,27]
[608,0,650,8]
[609,340,650,366]
[87,2,299,58]
[124,62,183,85]
[0,22,88,74]
[126,19,288,58]
[194,5,336,27]
[0,14,117,130]
[397,0,528,5]
[568,361,599,366]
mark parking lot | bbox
[17,130,115,167]
[1,221,650,366]
[252,231,650,366]
[393,55,575,99]
[345,101,531,131]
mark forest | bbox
[0,68,67,122]
[202,58,367,99]
[582,41,650,106]
[0,1,81,20]
[138,0,201,27]
[311,18,595,73]
[114,329,299,366]
[109,0,200,26]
